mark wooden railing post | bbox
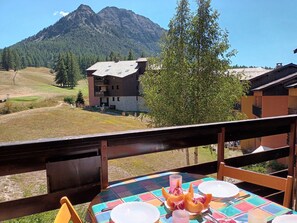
[290,119,297,210]
[294,166,297,211]
[288,120,296,176]
[288,120,297,210]
[100,140,109,189]
[217,127,225,171]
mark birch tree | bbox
[141,0,248,127]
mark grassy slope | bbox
[0,67,88,100]
[0,105,147,142]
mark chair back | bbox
[54,196,82,223]
[217,162,293,207]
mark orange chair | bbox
[217,162,293,208]
[54,196,82,223]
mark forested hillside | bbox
[0,4,165,69]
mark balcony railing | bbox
[94,79,109,86]
[288,108,297,114]
[95,90,109,97]
[0,115,296,220]
[252,104,262,117]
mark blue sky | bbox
[0,0,297,68]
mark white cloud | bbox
[53,11,69,17]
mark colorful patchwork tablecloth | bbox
[91,172,295,223]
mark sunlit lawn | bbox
[0,106,147,142]
[0,67,88,100]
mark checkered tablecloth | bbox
[91,172,295,223]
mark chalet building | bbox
[86,58,148,112]
[240,63,297,151]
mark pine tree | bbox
[66,52,80,89]
[2,48,10,71]
[12,49,21,71]
[0,51,2,68]
[55,54,68,87]
[75,90,85,107]
[8,48,16,70]
[54,52,81,88]
[109,51,115,61]
[1,48,21,71]
[128,50,134,60]
[21,56,28,68]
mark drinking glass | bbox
[169,174,182,193]
[172,209,189,223]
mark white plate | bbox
[110,202,160,223]
[198,180,239,199]
[272,215,297,223]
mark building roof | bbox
[136,58,147,62]
[249,63,297,82]
[252,72,297,91]
[252,145,272,153]
[229,67,271,80]
[286,82,297,88]
[87,60,140,78]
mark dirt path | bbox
[0,101,65,124]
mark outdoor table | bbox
[86,172,296,223]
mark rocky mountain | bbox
[10,4,165,67]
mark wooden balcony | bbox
[94,90,108,97]
[288,108,297,114]
[252,104,262,117]
[0,115,296,220]
[94,79,109,86]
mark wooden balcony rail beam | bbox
[0,115,296,220]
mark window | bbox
[117,97,120,101]
[112,85,114,90]
[116,85,119,90]
[112,97,115,101]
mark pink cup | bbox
[169,174,182,193]
[172,210,189,223]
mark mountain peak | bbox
[69,4,96,18]
[76,4,94,13]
